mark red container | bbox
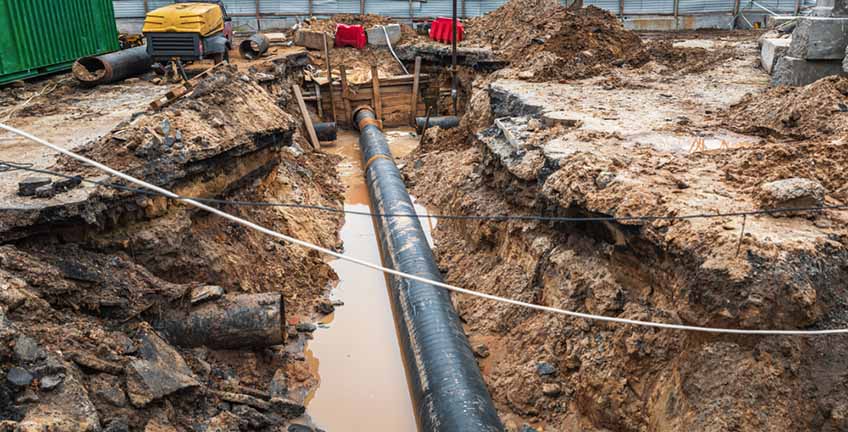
[429,18,464,44]
[334,24,366,49]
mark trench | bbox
[304,128,433,431]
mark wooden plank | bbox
[339,65,353,123]
[410,56,421,126]
[293,84,321,150]
[323,33,336,122]
[371,66,382,122]
[314,82,323,118]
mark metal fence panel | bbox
[678,0,736,13]
[584,0,620,14]
[624,0,674,14]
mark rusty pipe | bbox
[72,46,152,87]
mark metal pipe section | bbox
[355,107,504,432]
[72,46,152,86]
[415,116,460,131]
[314,122,338,142]
[239,33,270,60]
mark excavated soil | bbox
[0,62,344,430]
[722,76,848,140]
[403,27,848,432]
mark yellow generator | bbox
[142,1,233,64]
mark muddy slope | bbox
[406,41,848,432]
[0,66,343,430]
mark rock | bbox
[760,177,826,213]
[760,37,791,74]
[295,323,317,333]
[0,277,28,311]
[231,405,272,429]
[204,411,240,432]
[7,367,33,387]
[519,425,539,432]
[315,301,335,314]
[288,425,316,432]
[367,24,402,46]
[17,365,100,432]
[103,418,130,432]
[771,56,847,86]
[39,374,64,391]
[472,343,490,358]
[526,118,542,131]
[69,351,124,375]
[14,335,45,363]
[191,285,225,304]
[270,396,306,418]
[157,119,171,136]
[144,418,179,432]
[34,184,56,198]
[33,354,66,377]
[125,326,199,407]
[269,368,288,399]
[535,362,557,376]
[18,177,52,197]
[595,171,617,189]
[542,383,561,397]
[16,389,39,403]
[90,374,127,407]
[517,70,534,80]
[331,299,345,307]
[52,175,83,193]
[787,17,848,60]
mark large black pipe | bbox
[415,116,460,131]
[239,33,270,60]
[72,46,152,86]
[355,107,504,432]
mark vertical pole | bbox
[794,0,802,15]
[360,0,366,17]
[143,0,149,13]
[451,0,458,115]
[323,33,337,122]
[309,0,314,18]
[673,0,679,29]
[371,66,382,124]
[340,65,353,124]
[619,0,625,18]
[409,56,422,126]
[255,0,262,31]
[462,0,467,19]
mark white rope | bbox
[3,122,847,336]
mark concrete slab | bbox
[294,30,327,51]
[787,17,848,60]
[761,37,792,74]
[367,24,401,47]
[771,55,847,86]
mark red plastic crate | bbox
[429,18,464,44]
[335,23,366,49]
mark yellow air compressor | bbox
[142,1,233,66]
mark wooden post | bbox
[293,85,321,150]
[255,0,262,31]
[371,66,382,123]
[360,0,365,17]
[143,0,149,13]
[673,0,679,29]
[409,56,422,125]
[314,83,323,119]
[339,65,353,124]
[309,0,314,17]
[619,0,624,18]
[323,33,337,122]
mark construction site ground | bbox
[2,1,848,431]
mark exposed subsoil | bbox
[403,18,848,432]
[0,60,344,431]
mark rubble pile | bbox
[723,75,848,140]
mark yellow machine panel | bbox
[142,3,224,37]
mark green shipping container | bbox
[0,0,120,85]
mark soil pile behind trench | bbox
[0,65,345,431]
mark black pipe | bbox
[355,107,504,432]
[239,33,271,60]
[72,46,152,86]
[415,116,460,131]
[314,122,337,142]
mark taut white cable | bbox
[3,122,847,336]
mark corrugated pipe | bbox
[415,116,460,131]
[72,46,152,86]
[239,33,270,60]
[354,106,504,432]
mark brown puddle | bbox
[304,128,429,431]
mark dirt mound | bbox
[646,39,740,75]
[466,1,649,80]
[300,14,418,43]
[722,75,848,140]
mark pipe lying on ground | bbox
[355,106,504,432]
[240,33,271,60]
[416,115,460,131]
[153,293,285,349]
[72,46,152,86]
[313,122,337,141]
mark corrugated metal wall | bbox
[112,0,812,19]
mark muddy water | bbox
[306,128,430,432]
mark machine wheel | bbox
[212,51,229,64]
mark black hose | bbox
[355,107,504,432]
[72,46,152,86]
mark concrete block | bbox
[294,30,328,51]
[811,0,848,17]
[771,55,847,86]
[367,24,401,47]
[761,37,792,74]
[765,15,800,29]
[787,17,848,60]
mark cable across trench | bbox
[2,122,848,337]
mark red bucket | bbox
[335,24,366,49]
[429,18,464,44]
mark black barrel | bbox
[355,107,504,432]
[72,46,152,86]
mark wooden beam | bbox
[371,66,382,122]
[409,56,421,126]
[314,82,323,118]
[293,85,321,150]
[339,65,353,123]
[323,33,336,122]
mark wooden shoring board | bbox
[293,84,321,150]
